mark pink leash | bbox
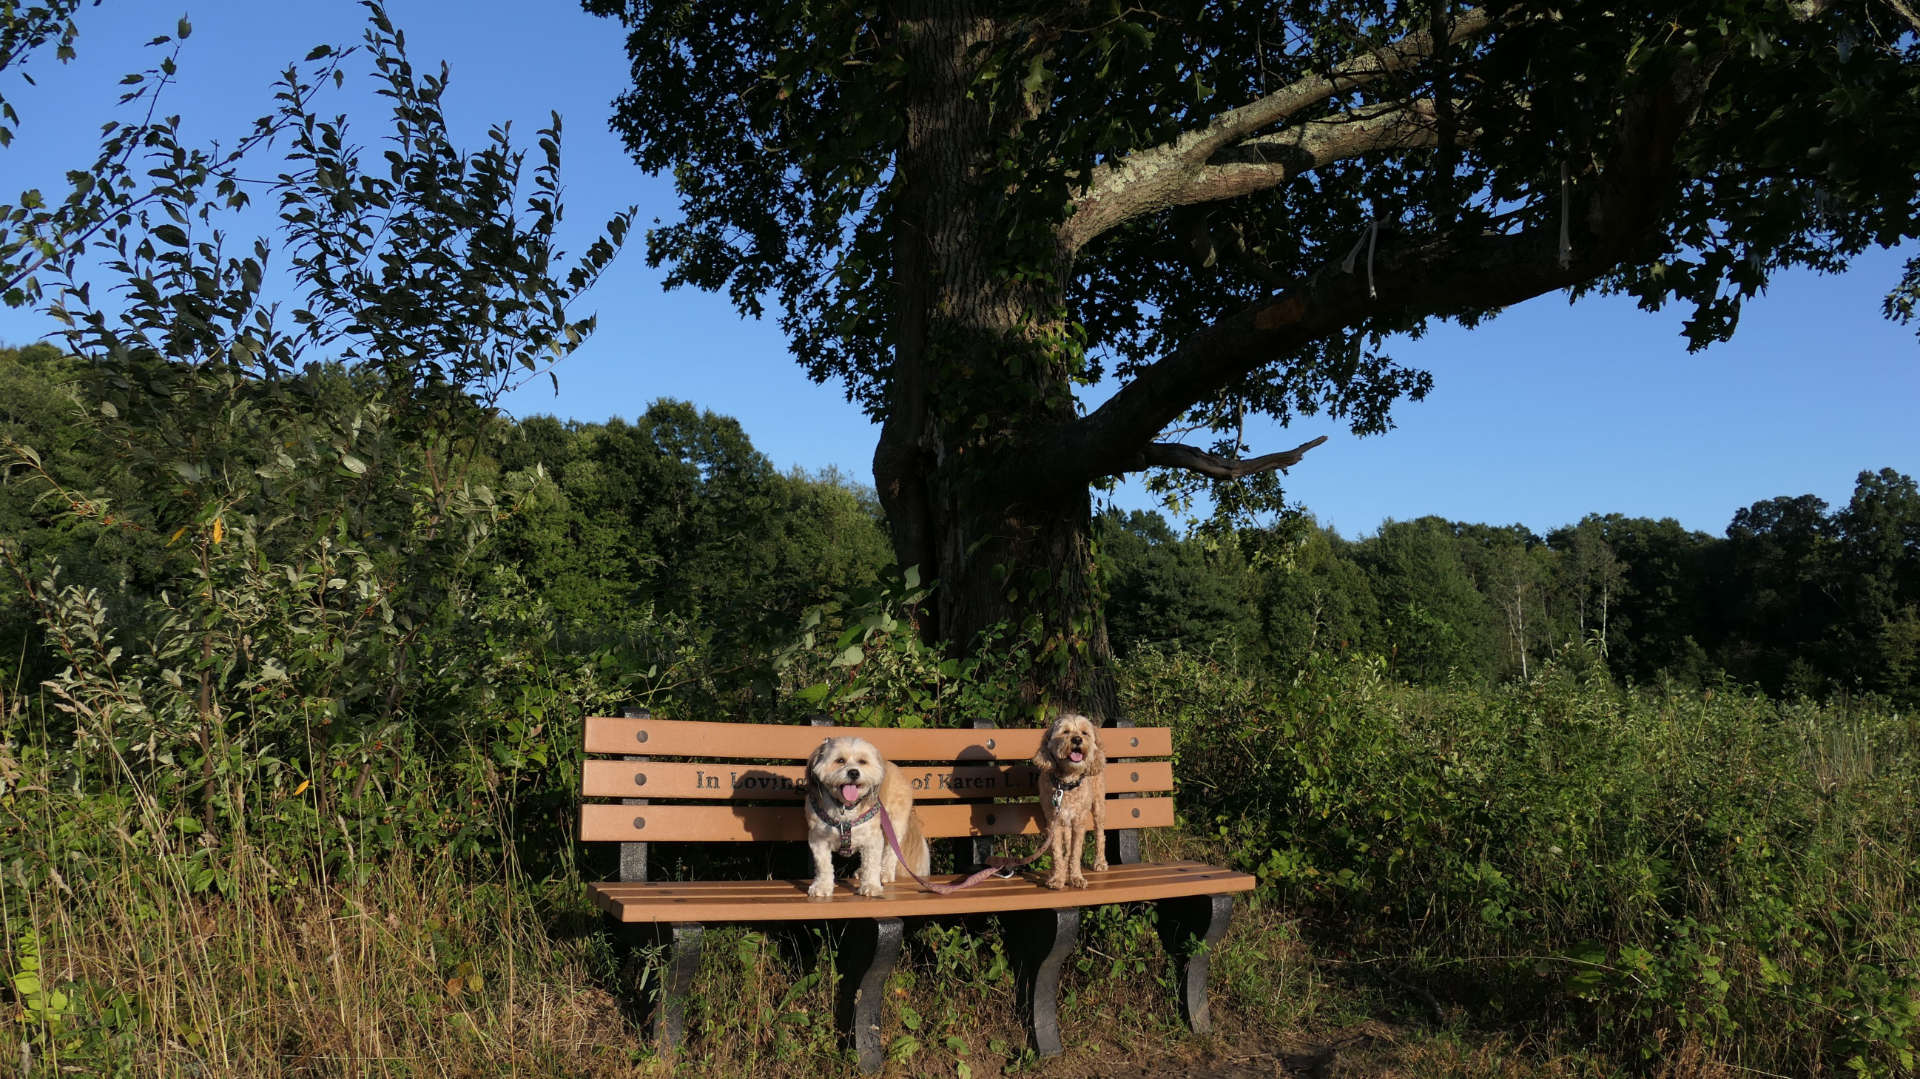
[877,805,1047,894]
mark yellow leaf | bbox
[167,524,189,546]
[212,517,225,544]
[292,779,310,797]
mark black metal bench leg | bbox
[1007,907,1080,1057]
[835,917,903,1074]
[641,922,704,1049]
[1155,893,1232,1033]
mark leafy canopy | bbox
[592,0,1920,511]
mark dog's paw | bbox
[807,878,836,899]
[1091,858,1109,873]
[854,878,885,898]
[1068,872,1089,889]
[1043,875,1068,891]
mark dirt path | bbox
[1028,1022,1412,1079]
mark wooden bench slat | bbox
[581,759,1177,800]
[586,859,1209,897]
[587,861,1256,922]
[583,716,1173,760]
[579,796,1176,843]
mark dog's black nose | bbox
[1070,736,1082,746]
[846,768,860,781]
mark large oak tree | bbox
[586,0,1920,715]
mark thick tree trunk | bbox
[930,469,1121,719]
[877,380,1121,718]
[875,381,1122,719]
[874,0,1120,719]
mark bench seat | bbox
[590,860,1254,922]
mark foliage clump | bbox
[1131,647,1920,1076]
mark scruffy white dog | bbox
[1031,712,1108,889]
[805,735,929,898]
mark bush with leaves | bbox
[0,2,636,877]
[773,566,1046,729]
[1127,644,1920,1076]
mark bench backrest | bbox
[579,715,1177,862]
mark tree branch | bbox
[1164,100,1450,209]
[1879,0,1920,34]
[1134,435,1330,479]
[1059,8,1495,250]
[1037,59,1716,492]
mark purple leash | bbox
[877,805,1047,894]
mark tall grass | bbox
[2,788,596,1075]
[0,733,1319,1078]
[6,637,1916,1075]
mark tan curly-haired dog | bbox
[1031,712,1108,889]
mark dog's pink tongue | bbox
[840,784,861,805]
[1070,751,1085,763]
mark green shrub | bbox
[774,566,1042,729]
[1126,645,1920,1076]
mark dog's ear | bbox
[808,737,833,775]
[1083,724,1107,776]
[1029,723,1055,771]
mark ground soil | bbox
[1019,1020,1436,1079]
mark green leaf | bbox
[1022,54,1047,100]
[887,1034,920,1062]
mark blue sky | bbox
[2,1,1913,540]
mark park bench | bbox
[579,711,1256,1072]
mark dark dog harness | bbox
[812,790,880,853]
[1049,775,1083,810]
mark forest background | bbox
[9,336,1919,707]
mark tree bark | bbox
[876,1,1119,717]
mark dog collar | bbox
[813,790,880,853]
[1050,775,1083,809]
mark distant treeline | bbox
[1099,478,1920,703]
[5,341,1914,705]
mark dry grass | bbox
[2,835,640,1078]
[0,818,1336,1079]
[1,804,1869,1079]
